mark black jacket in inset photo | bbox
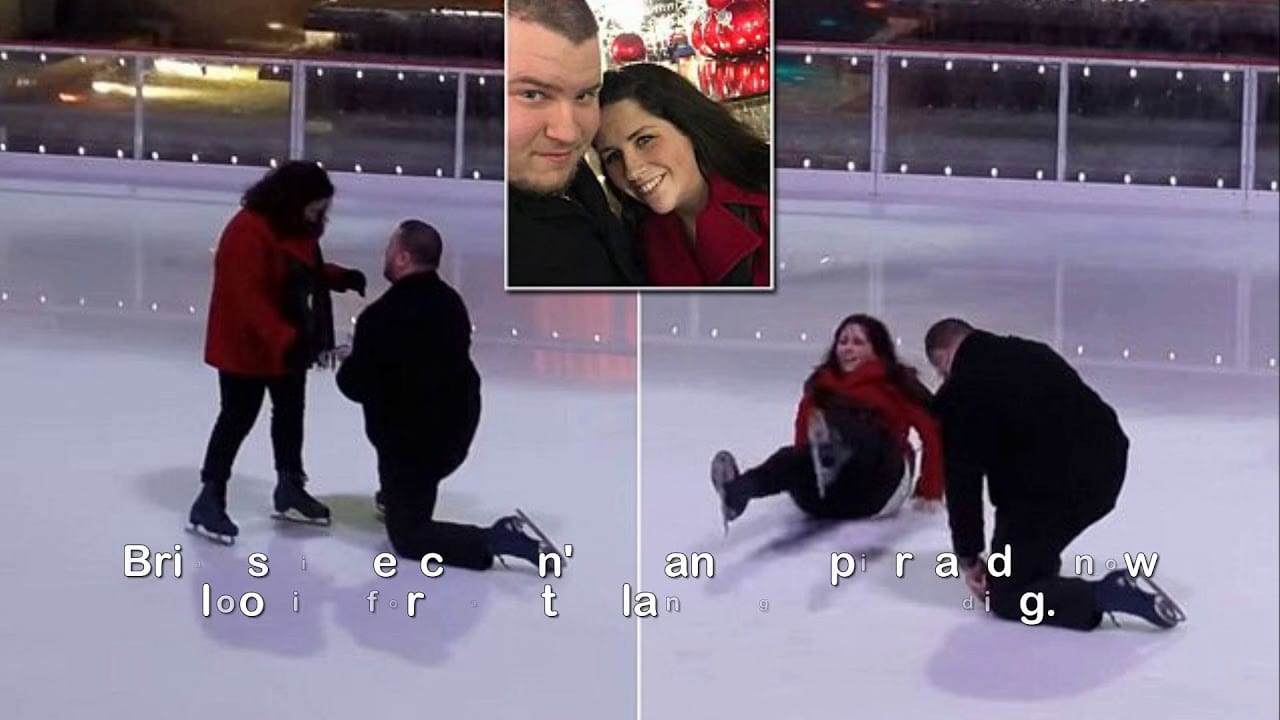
[337,270,480,463]
[933,330,1129,559]
[506,161,648,288]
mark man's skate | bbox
[1098,569,1187,629]
[711,448,742,532]
[807,409,853,499]
[492,509,560,569]
[187,481,238,546]
[271,471,332,526]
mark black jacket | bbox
[337,270,480,461]
[934,331,1128,559]
[507,161,648,287]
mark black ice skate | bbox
[187,480,238,546]
[490,509,559,569]
[807,410,851,498]
[271,471,332,526]
[710,450,743,536]
[1096,569,1186,629]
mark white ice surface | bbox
[639,191,1280,720]
[0,182,638,719]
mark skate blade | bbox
[1135,575,1187,624]
[186,523,235,546]
[514,508,560,559]
[272,509,332,526]
[710,452,739,535]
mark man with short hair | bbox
[337,220,553,569]
[506,0,646,287]
[925,318,1183,630]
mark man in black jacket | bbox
[925,318,1182,630]
[337,220,552,570]
[506,0,647,287]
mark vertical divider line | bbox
[635,292,643,720]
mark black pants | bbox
[201,371,306,481]
[986,507,1106,631]
[735,430,905,520]
[983,433,1127,632]
[379,448,493,571]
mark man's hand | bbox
[960,556,987,595]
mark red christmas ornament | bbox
[707,0,733,10]
[690,19,707,55]
[719,1,769,57]
[702,9,726,57]
[609,33,647,64]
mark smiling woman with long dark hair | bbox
[593,62,771,287]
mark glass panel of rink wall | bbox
[142,56,290,167]
[1258,71,1280,192]
[775,51,873,172]
[0,48,137,158]
[304,64,460,178]
[0,44,503,179]
[1066,62,1242,188]
[886,54,1061,180]
[775,45,1279,195]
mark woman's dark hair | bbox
[807,313,933,407]
[241,161,335,236]
[597,63,769,227]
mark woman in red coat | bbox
[710,314,945,532]
[594,63,770,287]
[190,162,366,544]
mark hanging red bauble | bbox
[609,33,647,64]
[707,0,733,10]
[702,10,727,57]
[718,1,769,57]
[690,18,707,55]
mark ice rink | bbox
[1,166,1276,720]
[639,180,1280,719]
[0,174,638,719]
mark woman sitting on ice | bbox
[711,314,944,532]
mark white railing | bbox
[776,42,1280,199]
[0,42,503,180]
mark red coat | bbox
[793,360,945,500]
[204,209,349,377]
[639,173,770,286]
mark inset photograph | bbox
[506,0,773,290]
